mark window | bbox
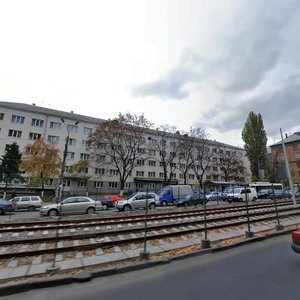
[170,152,176,157]
[95,168,105,175]
[109,169,118,176]
[148,171,156,178]
[171,173,176,178]
[94,181,104,188]
[138,148,145,154]
[159,172,164,178]
[125,182,131,188]
[48,135,59,144]
[160,162,165,167]
[206,175,211,180]
[160,140,166,146]
[67,124,78,133]
[219,149,223,154]
[148,160,156,166]
[29,132,42,140]
[296,161,300,169]
[69,138,76,146]
[189,174,195,179]
[170,162,176,168]
[137,159,144,166]
[98,155,106,162]
[11,115,25,124]
[50,121,61,129]
[66,152,75,159]
[31,118,44,127]
[82,140,89,148]
[0,113,4,120]
[83,127,92,135]
[180,163,186,169]
[179,174,184,179]
[179,153,185,159]
[226,151,230,156]
[77,181,87,187]
[212,157,218,162]
[160,150,166,156]
[80,153,90,160]
[213,167,218,171]
[79,168,88,174]
[149,149,156,156]
[293,144,299,150]
[109,182,118,188]
[170,141,176,147]
[212,148,217,153]
[136,171,144,177]
[8,129,22,138]
[213,175,219,181]
[148,138,157,144]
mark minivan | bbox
[10,196,43,211]
[226,187,257,202]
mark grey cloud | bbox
[200,76,300,139]
[132,0,300,99]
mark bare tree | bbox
[218,149,245,182]
[190,128,213,189]
[148,125,180,186]
[88,113,153,195]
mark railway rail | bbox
[1,199,300,262]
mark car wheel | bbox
[184,202,189,207]
[149,203,156,209]
[252,197,257,201]
[238,198,243,202]
[123,204,131,211]
[48,209,58,217]
[87,207,96,215]
[161,201,167,207]
[0,208,4,215]
[28,206,35,211]
[102,204,108,210]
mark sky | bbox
[0,0,300,148]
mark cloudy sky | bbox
[1,0,299,147]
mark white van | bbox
[226,187,257,202]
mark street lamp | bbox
[57,118,80,201]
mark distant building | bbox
[269,132,300,184]
[0,101,251,195]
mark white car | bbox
[10,196,43,211]
[116,192,159,211]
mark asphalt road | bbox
[2,233,300,300]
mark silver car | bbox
[115,192,159,211]
[10,196,43,211]
[40,196,102,217]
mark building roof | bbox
[0,101,104,125]
[270,132,300,147]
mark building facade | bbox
[270,132,300,185]
[0,101,251,195]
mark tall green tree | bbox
[0,143,22,198]
[242,112,267,181]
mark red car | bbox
[291,228,300,253]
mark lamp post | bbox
[48,118,79,274]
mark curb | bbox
[0,228,295,297]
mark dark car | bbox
[291,228,300,253]
[175,193,207,207]
[88,195,114,210]
[257,189,272,199]
[0,198,16,215]
[269,190,292,199]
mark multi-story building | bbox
[270,132,300,184]
[0,101,251,195]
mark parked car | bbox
[269,190,292,199]
[89,195,114,210]
[175,193,207,207]
[226,187,257,202]
[205,191,225,201]
[291,227,300,253]
[40,196,102,217]
[108,195,125,203]
[10,195,42,211]
[115,192,159,211]
[295,191,300,198]
[257,189,272,199]
[157,185,193,206]
[0,198,16,215]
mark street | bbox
[2,233,300,300]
